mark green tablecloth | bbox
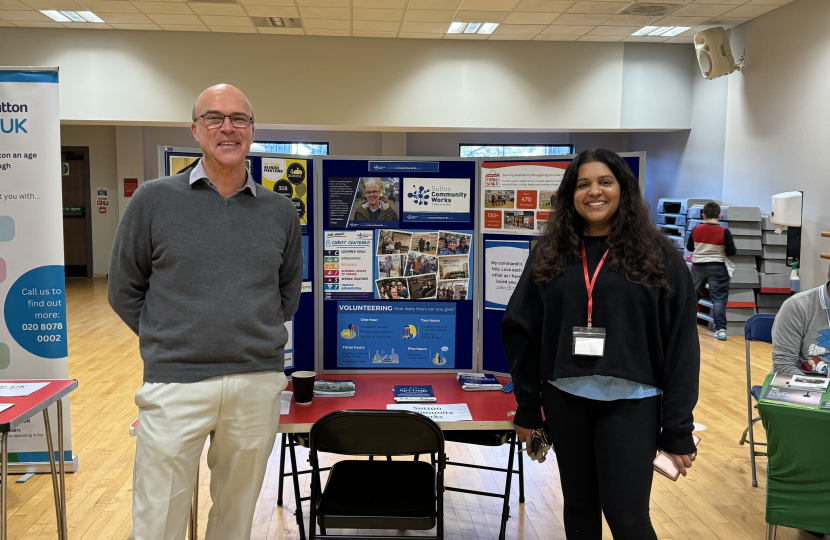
[758,373,830,533]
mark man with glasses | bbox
[353,178,398,221]
[109,84,302,540]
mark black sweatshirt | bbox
[502,235,701,455]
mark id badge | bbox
[572,326,606,357]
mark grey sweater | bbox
[771,282,830,375]
[108,171,303,383]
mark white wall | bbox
[723,0,830,288]
[116,127,144,221]
[629,58,729,216]
[0,28,696,132]
[60,125,118,276]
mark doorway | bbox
[61,147,92,278]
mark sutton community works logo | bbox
[407,185,430,206]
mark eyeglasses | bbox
[193,113,254,129]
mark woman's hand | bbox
[515,425,539,456]
[666,451,695,477]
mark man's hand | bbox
[665,451,695,477]
[515,425,538,457]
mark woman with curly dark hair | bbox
[502,149,700,540]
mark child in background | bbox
[686,201,737,340]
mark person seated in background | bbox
[686,201,736,341]
[772,274,830,376]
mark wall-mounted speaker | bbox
[694,27,738,80]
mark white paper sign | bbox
[386,403,473,422]
[0,382,49,397]
[402,177,471,215]
[485,240,530,310]
[0,404,13,413]
[280,391,293,415]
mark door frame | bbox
[61,146,93,278]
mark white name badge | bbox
[572,327,606,357]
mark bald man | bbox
[109,84,302,540]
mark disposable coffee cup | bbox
[292,371,316,405]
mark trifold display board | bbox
[159,147,315,375]
[318,157,477,372]
[479,153,645,374]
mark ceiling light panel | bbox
[60,10,85,21]
[661,25,690,36]
[78,10,104,21]
[478,21,499,33]
[40,9,70,21]
[647,25,672,35]
[447,21,466,32]
[464,22,482,32]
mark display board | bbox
[319,158,477,372]
[159,147,315,375]
[0,67,74,471]
[478,153,646,374]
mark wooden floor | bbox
[3,277,822,540]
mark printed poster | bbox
[481,161,570,234]
[261,158,308,227]
[323,230,375,300]
[336,301,456,368]
[485,240,530,310]
[401,177,471,223]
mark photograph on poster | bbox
[484,190,514,208]
[403,252,438,276]
[410,232,438,255]
[376,278,410,299]
[438,255,470,280]
[504,211,535,231]
[376,229,412,255]
[377,254,403,278]
[536,211,551,232]
[438,280,469,301]
[351,177,400,222]
[539,191,557,209]
[437,231,471,256]
[407,274,437,300]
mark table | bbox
[279,373,516,433]
[278,373,518,540]
[757,373,830,538]
[0,380,78,540]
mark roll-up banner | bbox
[0,67,75,471]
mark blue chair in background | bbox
[739,313,776,487]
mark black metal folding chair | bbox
[308,410,445,540]
[276,433,330,540]
[739,313,775,487]
[443,430,523,540]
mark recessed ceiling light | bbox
[662,26,691,37]
[632,26,658,36]
[478,22,498,34]
[464,22,481,33]
[78,11,104,22]
[648,26,673,36]
[60,10,85,22]
[40,10,70,21]
[448,22,466,34]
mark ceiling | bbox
[0,0,793,43]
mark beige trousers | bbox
[129,371,288,540]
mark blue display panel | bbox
[163,150,316,375]
[480,156,642,374]
[321,158,476,371]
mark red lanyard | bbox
[581,243,609,328]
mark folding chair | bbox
[276,433,331,540]
[443,430,523,540]
[308,410,445,540]
[739,313,775,487]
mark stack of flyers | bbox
[313,380,356,398]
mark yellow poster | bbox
[261,158,308,225]
[169,156,199,175]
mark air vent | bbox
[252,17,303,28]
[620,3,680,16]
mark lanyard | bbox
[581,242,610,328]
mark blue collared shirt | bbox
[549,376,663,401]
[189,159,257,197]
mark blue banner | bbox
[336,301,456,368]
[368,161,439,173]
[402,212,470,222]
